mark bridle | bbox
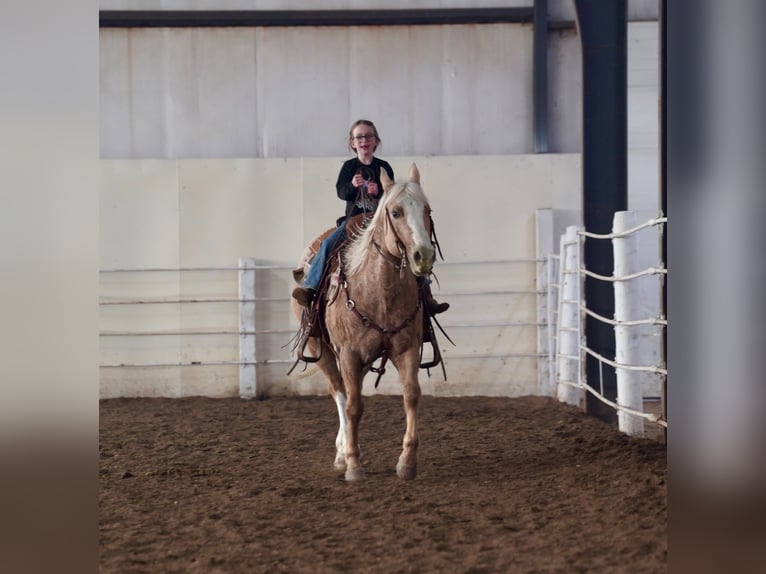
[372,205,444,276]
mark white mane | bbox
[344,181,428,276]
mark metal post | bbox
[533,0,549,153]
[658,0,668,444]
[613,211,645,436]
[547,253,560,397]
[574,0,628,422]
[557,226,584,408]
[535,209,554,396]
[239,258,257,399]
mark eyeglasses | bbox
[352,133,376,141]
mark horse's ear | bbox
[409,163,421,184]
[380,167,394,193]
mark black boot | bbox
[424,286,449,314]
[292,287,316,308]
[427,298,450,315]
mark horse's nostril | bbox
[414,251,422,263]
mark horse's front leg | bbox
[339,352,366,481]
[332,390,348,472]
[394,350,422,480]
[310,339,349,473]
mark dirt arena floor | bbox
[99,394,666,573]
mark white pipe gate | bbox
[549,211,667,436]
[100,259,546,399]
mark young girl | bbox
[292,119,448,315]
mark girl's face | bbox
[350,124,378,157]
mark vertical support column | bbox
[535,209,554,396]
[239,258,257,399]
[556,226,584,408]
[613,212,644,436]
[574,0,628,422]
[658,0,668,444]
[533,0,549,153]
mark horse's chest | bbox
[325,305,419,361]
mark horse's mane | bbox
[344,181,428,276]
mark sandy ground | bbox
[100,394,666,573]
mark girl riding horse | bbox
[291,119,448,315]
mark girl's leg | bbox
[294,225,347,306]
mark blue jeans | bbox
[303,224,347,290]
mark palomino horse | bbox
[291,163,435,481]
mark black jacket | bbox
[335,157,395,220]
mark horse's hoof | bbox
[345,467,367,481]
[396,461,417,480]
[333,459,347,473]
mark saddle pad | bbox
[309,225,340,257]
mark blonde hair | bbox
[347,119,381,153]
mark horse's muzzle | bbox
[410,245,435,276]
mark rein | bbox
[430,214,444,261]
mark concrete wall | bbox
[100,154,581,398]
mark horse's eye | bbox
[391,209,401,219]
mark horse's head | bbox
[377,163,435,277]
[345,163,436,277]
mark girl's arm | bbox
[336,161,359,201]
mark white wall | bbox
[100,154,581,398]
[100,23,542,158]
[99,19,659,210]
